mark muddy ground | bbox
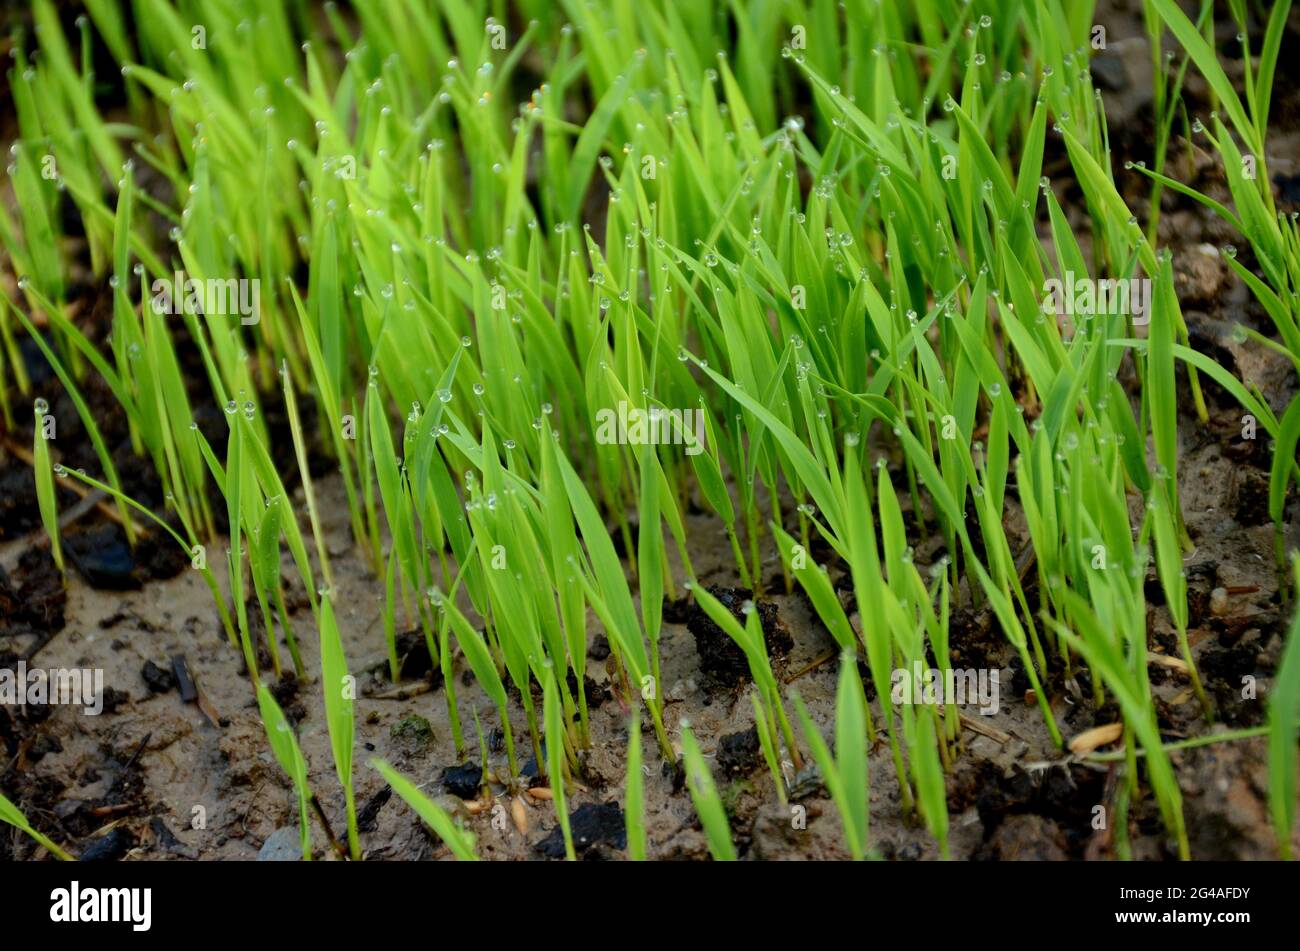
[2,0,1300,861]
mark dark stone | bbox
[1090,52,1129,92]
[79,826,134,861]
[716,727,761,776]
[357,786,392,832]
[441,761,483,799]
[65,525,140,590]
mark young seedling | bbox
[31,398,62,574]
[690,582,801,772]
[318,592,360,860]
[679,723,736,862]
[1268,557,1300,859]
[625,706,646,860]
[438,593,519,782]
[8,0,1300,865]
[793,653,871,860]
[542,665,575,861]
[256,684,313,861]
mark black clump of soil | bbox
[686,586,792,688]
[535,801,626,858]
[394,630,436,681]
[133,526,190,581]
[98,685,128,711]
[663,757,686,794]
[28,733,63,762]
[270,673,306,723]
[566,669,610,709]
[141,660,175,694]
[1201,638,1265,726]
[716,726,761,776]
[0,547,67,635]
[149,817,197,858]
[1148,562,1219,615]
[662,595,692,624]
[270,673,299,705]
[585,675,611,708]
[1200,638,1262,682]
[946,606,999,671]
[955,759,1105,858]
[441,761,483,799]
[1232,468,1273,526]
[0,460,42,539]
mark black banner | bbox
[5,859,1288,940]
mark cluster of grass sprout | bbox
[794,654,871,859]
[3,0,1300,861]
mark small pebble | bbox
[256,826,302,861]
